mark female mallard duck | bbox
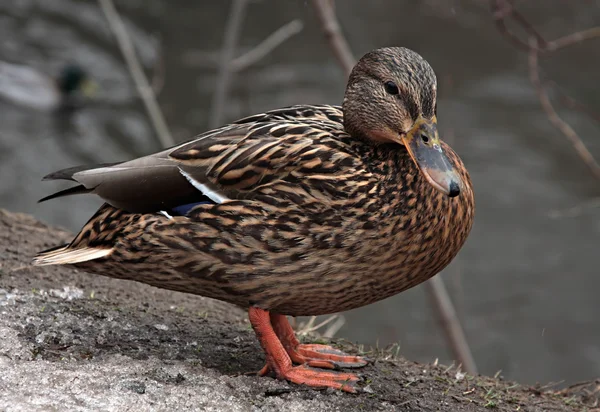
[0,62,96,111]
[34,47,474,392]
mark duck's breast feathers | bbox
[40,107,370,214]
[0,61,59,110]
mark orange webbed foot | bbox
[277,365,361,392]
[269,313,368,370]
[249,308,365,393]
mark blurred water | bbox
[1,0,599,385]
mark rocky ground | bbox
[0,209,598,411]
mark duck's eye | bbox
[384,81,399,95]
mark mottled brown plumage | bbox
[33,47,474,392]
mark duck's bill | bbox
[401,116,462,198]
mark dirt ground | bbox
[0,208,598,411]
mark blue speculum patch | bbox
[170,200,214,216]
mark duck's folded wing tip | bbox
[38,185,92,203]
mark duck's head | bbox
[343,47,462,198]
[56,64,97,98]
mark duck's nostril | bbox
[448,181,460,198]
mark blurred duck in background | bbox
[0,62,97,112]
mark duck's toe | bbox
[280,365,361,393]
[292,343,369,369]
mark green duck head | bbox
[56,64,97,98]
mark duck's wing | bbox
[40,106,366,214]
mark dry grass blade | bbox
[322,315,346,338]
[296,314,341,336]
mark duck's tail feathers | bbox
[32,244,113,266]
[38,162,123,203]
[38,185,92,203]
[42,163,121,182]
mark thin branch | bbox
[98,0,174,148]
[151,42,166,96]
[183,20,303,74]
[311,0,477,374]
[527,37,600,181]
[492,0,600,183]
[426,276,478,375]
[210,0,249,129]
[231,19,304,72]
[491,0,546,52]
[492,0,600,55]
[310,0,355,77]
[493,0,600,55]
[546,27,600,52]
[556,90,600,125]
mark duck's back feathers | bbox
[234,104,343,124]
[39,105,361,214]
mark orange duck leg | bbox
[249,308,366,392]
[270,313,368,369]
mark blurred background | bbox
[1,0,599,387]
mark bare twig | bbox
[491,0,546,52]
[527,38,600,181]
[231,19,304,71]
[552,83,600,125]
[492,0,600,182]
[151,42,166,96]
[492,0,600,54]
[310,0,355,77]
[183,19,303,72]
[426,276,478,375]
[546,27,600,52]
[98,0,174,148]
[210,0,249,129]
[311,0,477,374]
